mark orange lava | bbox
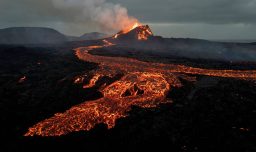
[25,72,170,136]
[83,74,102,89]
[25,39,256,136]
[75,42,256,80]
[114,22,141,39]
[74,76,84,84]
[137,25,153,40]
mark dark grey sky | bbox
[1,0,256,40]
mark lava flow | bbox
[25,25,256,137]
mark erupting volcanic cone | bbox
[113,25,153,41]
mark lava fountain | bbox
[25,25,256,136]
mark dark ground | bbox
[0,45,256,151]
[90,45,256,70]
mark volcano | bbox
[113,25,153,41]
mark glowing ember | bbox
[240,128,250,131]
[25,38,256,137]
[83,74,102,89]
[18,76,26,83]
[74,76,84,84]
[102,39,115,46]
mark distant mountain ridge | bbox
[79,32,108,40]
[67,32,108,41]
[0,27,67,44]
[0,27,108,44]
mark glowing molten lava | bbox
[137,25,153,40]
[113,22,153,40]
[25,72,170,136]
[124,22,140,33]
[113,23,139,38]
[25,38,256,137]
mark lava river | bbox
[25,40,256,136]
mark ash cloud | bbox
[52,0,138,32]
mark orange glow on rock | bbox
[137,25,153,40]
[113,22,141,39]
[123,22,140,34]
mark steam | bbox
[52,0,138,32]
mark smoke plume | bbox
[52,0,138,32]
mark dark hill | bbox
[79,32,107,40]
[0,27,67,44]
[67,32,108,41]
